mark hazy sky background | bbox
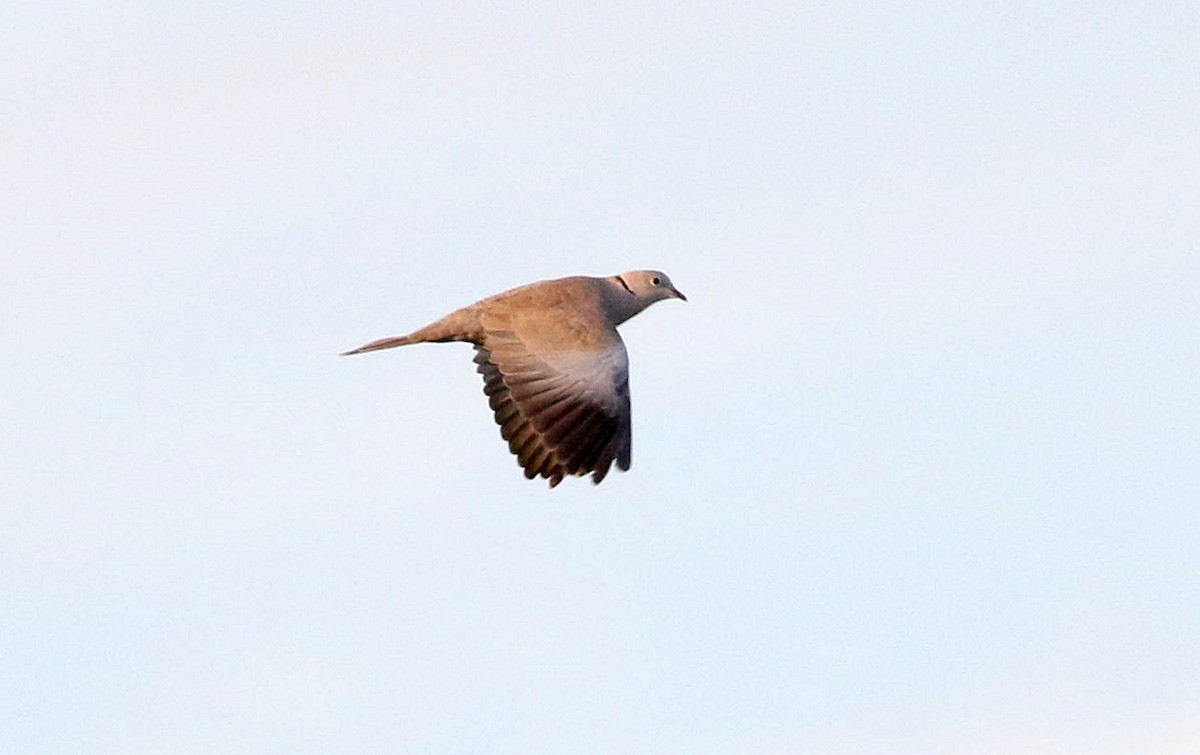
[3,2,1199,753]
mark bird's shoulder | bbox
[474,276,617,351]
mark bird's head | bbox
[615,269,687,302]
[606,270,687,324]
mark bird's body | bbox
[343,270,685,487]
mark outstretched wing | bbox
[473,329,632,487]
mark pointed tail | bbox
[340,334,422,356]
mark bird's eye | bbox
[651,277,661,286]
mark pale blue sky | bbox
[3,2,1199,753]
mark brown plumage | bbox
[342,270,686,487]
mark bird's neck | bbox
[603,277,650,326]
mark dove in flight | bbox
[342,270,686,487]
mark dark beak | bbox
[673,287,688,302]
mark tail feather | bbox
[342,307,480,356]
[340,334,421,356]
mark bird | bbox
[342,270,686,487]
